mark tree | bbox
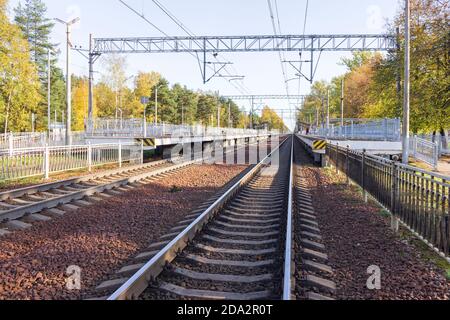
[261,107,286,131]
[71,76,90,131]
[14,0,65,128]
[196,94,216,126]
[0,0,41,133]
[94,82,116,118]
[101,54,128,118]
[172,84,198,125]
[149,78,176,124]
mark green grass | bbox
[401,230,450,279]
[379,209,391,218]
[169,185,183,193]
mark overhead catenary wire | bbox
[149,0,250,95]
[297,0,310,107]
[119,0,248,95]
[267,0,291,127]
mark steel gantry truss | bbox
[93,34,396,54]
[223,94,307,101]
[86,33,398,127]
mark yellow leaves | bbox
[0,1,41,132]
[71,77,89,131]
[261,106,286,131]
[134,71,161,99]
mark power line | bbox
[297,0,310,106]
[119,0,248,95]
[149,0,250,95]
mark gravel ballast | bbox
[299,158,450,300]
[0,164,247,300]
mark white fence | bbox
[417,134,450,157]
[310,119,401,141]
[0,121,277,153]
[409,136,439,170]
[88,119,272,138]
[0,142,141,181]
[0,132,87,152]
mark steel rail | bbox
[282,136,295,300]
[108,137,290,300]
[0,140,266,224]
[0,159,170,201]
[0,160,199,223]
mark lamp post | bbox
[54,17,80,145]
[402,0,411,164]
[154,84,164,125]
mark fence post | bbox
[437,135,442,157]
[351,121,354,139]
[413,135,417,159]
[8,133,13,156]
[433,141,438,171]
[346,145,350,185]
[141,140,144,165]
[384,118,388,141]
[362,149,367,203]
[44,144,50,180]
[118,141,122,168]
[390,161,399,232]
[335,143,339,174]
[88,142,92,172]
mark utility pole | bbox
[55,17,80,145]
[88,34,94,134]
[216,92,220,128]
[155,85,159,125]
[181,105,184,125]
[228,102,232,128]
[326,89,330,137]
[47,50,51,133]
[316,106,319,129]
[340,78,345,127]
[402,0,411,164]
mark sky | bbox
[6,0,402,129]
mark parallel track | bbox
[0,159,195,234]
[0,141,268,235]
[106,136,294,300]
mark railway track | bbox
[99,136,294,300]
[0,140,268,237]
[293,136,336,300]
[0,159,193,235]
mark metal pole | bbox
[217,93,220,128]
[250,97,254,129]
[228,102,231,128]
[155,86,158,125]
[181,105,184,125]
[47,50,51,133]
[402,0,411,165]
[326,89,330,137]
[66,23,72,145]
[88,34,94,134]
[340,78,345,128]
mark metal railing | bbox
[0,132,87,153]
[310,118,401,141]
[417,134,450,157]
[409,136,439,170]
[327,144,450,257]
[88,118,275,138]
[1,142,141,181]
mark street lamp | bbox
[154,84,164,125]
[54,17,80,145]
[402,0,411,165]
